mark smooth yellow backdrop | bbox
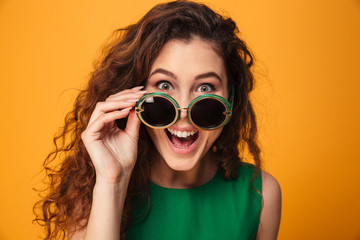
[1,0,359,239]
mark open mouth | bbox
[165,128,199,149]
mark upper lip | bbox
[167,127,198,132]
[166,128,198,138]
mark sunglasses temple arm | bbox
[229,83,235,110]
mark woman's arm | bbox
[68,178,130,240]
[68,87,146,240]
[83,176,131,240]
[255,171,282,240]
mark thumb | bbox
[124,108,141,140]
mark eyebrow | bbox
[149,68,222,83]
[195,72,222,83]
[149,68,177,80]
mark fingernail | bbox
[132,86,144,91]
[121,107,133,112]
[135,90,147,95]
[125,99,138,103]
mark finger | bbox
[106,86,146,101]
[85,108,132,139]
[124,108,141,140]
[106,91,147,102]
[90,89,147,126]
[89,101,136,126]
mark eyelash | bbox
[155,81,173,91]
[154,81,216,92]
[196,83,215,92]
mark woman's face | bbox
[145,37,228,171]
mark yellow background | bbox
[0,0,359,239]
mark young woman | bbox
[34,1,281,239]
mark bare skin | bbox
[145,37,228,189]
[72,87,146,240]
[256,171,282,239]
[69,38,281,240]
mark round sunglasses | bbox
[135,84,234,130]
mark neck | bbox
[150,151,219,189]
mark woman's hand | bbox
[81,86,146,184]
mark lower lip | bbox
[164,130,200,155]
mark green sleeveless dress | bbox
[126,163,262,240]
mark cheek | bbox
[204,128,223,147]
[146,127,163,147]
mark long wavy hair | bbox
[33,1,261,239]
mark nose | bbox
[176,95,191,121]
[178,107,188,120]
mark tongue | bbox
[171,134,196,147]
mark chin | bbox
[163,156,200,171]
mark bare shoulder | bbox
[261,171,281,200]
[255,171,282,240]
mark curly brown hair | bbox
[33,1,261,239]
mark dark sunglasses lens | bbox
[191,98,226,128]
[140,96,176,127]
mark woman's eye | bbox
[157,81,173,91]
[196,84,214,92]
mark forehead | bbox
[150,37,227,85]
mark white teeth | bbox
[167,129,197,138]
